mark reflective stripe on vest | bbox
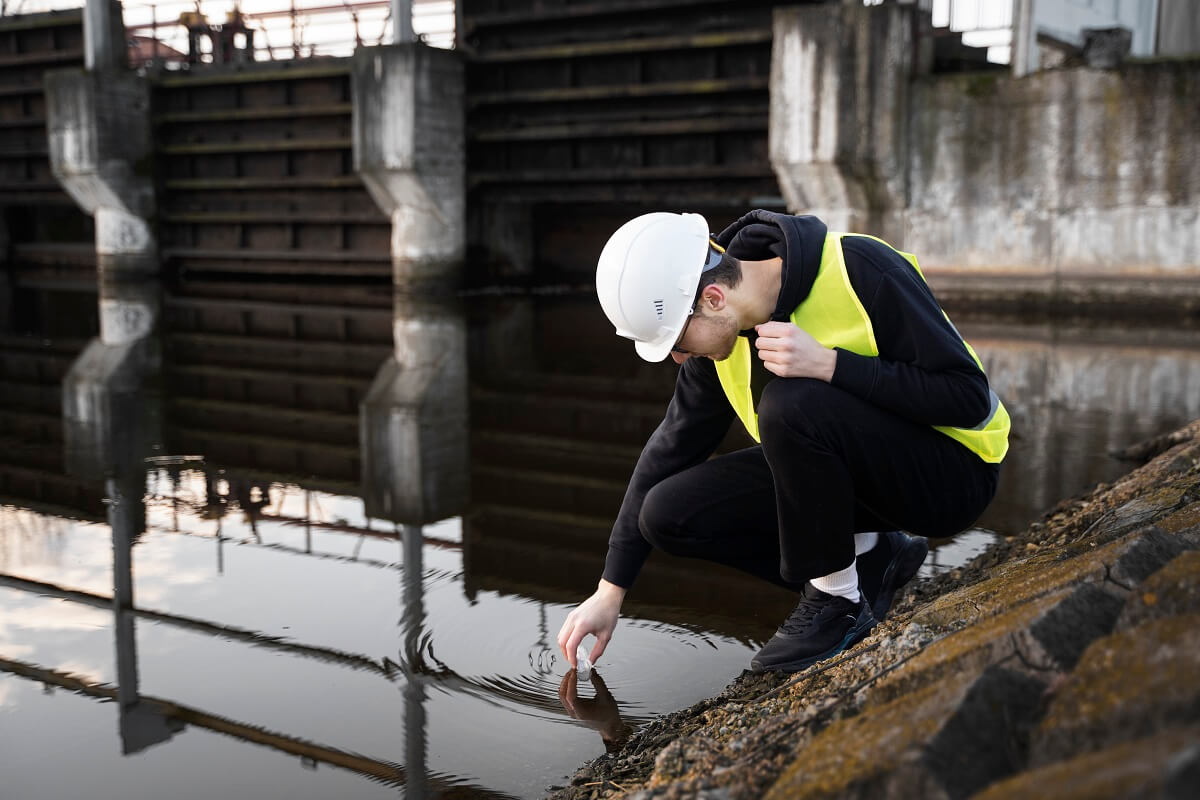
[713,232,1010,464]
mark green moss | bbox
[974,727,1200,800]
[1157,501,1200,534]
[877,592,1064,702]
[1037,614,1200,736]
[766,678,961,800]
[962,73,1000,99]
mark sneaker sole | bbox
[872,535,930,621]
[750,613,877,674]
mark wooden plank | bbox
[0,49,83,69]
[164,176,363,190]
[154,103,352,124]
[161,138,351,156]
[472,115,767,142]
[470,163,776,184]
[467,28,772,63]
[467,75,767,107]
[164,247,389,262]
[154,62,351,88]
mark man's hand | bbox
[557,579,626,668]
[754,321,837,381]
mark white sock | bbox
[854,531,879,556]
[809,562,860,603]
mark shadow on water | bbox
[2,276,1200,798]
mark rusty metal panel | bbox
[0,9,94,283]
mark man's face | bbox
[669,304,740,364]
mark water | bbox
[2,286,1199,799]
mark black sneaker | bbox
[750,583,877,673]
[857,530,929,621]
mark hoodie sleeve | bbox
[831,236,992,428]
[601,357,735,588]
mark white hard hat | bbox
[596,212,716,362]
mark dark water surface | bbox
[2,284,1198,799]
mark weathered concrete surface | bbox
[768,2,917,233]
[352,43,464,287]
[769,2,1200,309]
[549,419,1200,800]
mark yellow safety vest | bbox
[713,232,1009,464]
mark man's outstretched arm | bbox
[558,357,733,667]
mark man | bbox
[557,210,1008,673]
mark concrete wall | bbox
[904,63,1200,278]
[770,3,1200,307]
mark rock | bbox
[1117,551,1200,630]
[914,526,1187,629]
[872,583,1122,704]
[1032,614,1200,765]
[764,667,1045,800]
[1155,501,1200,538]
[972,726,1200,799]
[649,737,728,786]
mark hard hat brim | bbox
[634,336,677,363]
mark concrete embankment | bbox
[551,420,1200,799]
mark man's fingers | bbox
[590,636,608,664]
[755,321,790,337]
[564,628,587,669]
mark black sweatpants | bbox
[636,378,1000,591]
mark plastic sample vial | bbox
[576,642,593,679]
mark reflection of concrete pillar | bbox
[360,294,468,525]
[110,471,183,754]
[62,275,162,482]
[352,44,464,288]
[770,2,915,237]
[391,0,414,44]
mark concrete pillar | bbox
[769,2,916,236]
[45,66,156,279]
[84,0,128,72]
[352,44,465,288]
[360,293,468,526]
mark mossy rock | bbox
[1032,614,1200,765]
[914,526,1188,629]
[972,726,1200,800]
[873,583,1121,704]
[765,667,1044,800]
[1117,550,1200,630]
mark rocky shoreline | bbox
[549,420,1200,799]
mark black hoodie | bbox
[600,210,994,589]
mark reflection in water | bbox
[558,670,634,753]
[1,285,1199,798]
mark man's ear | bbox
[700,284,726,312]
